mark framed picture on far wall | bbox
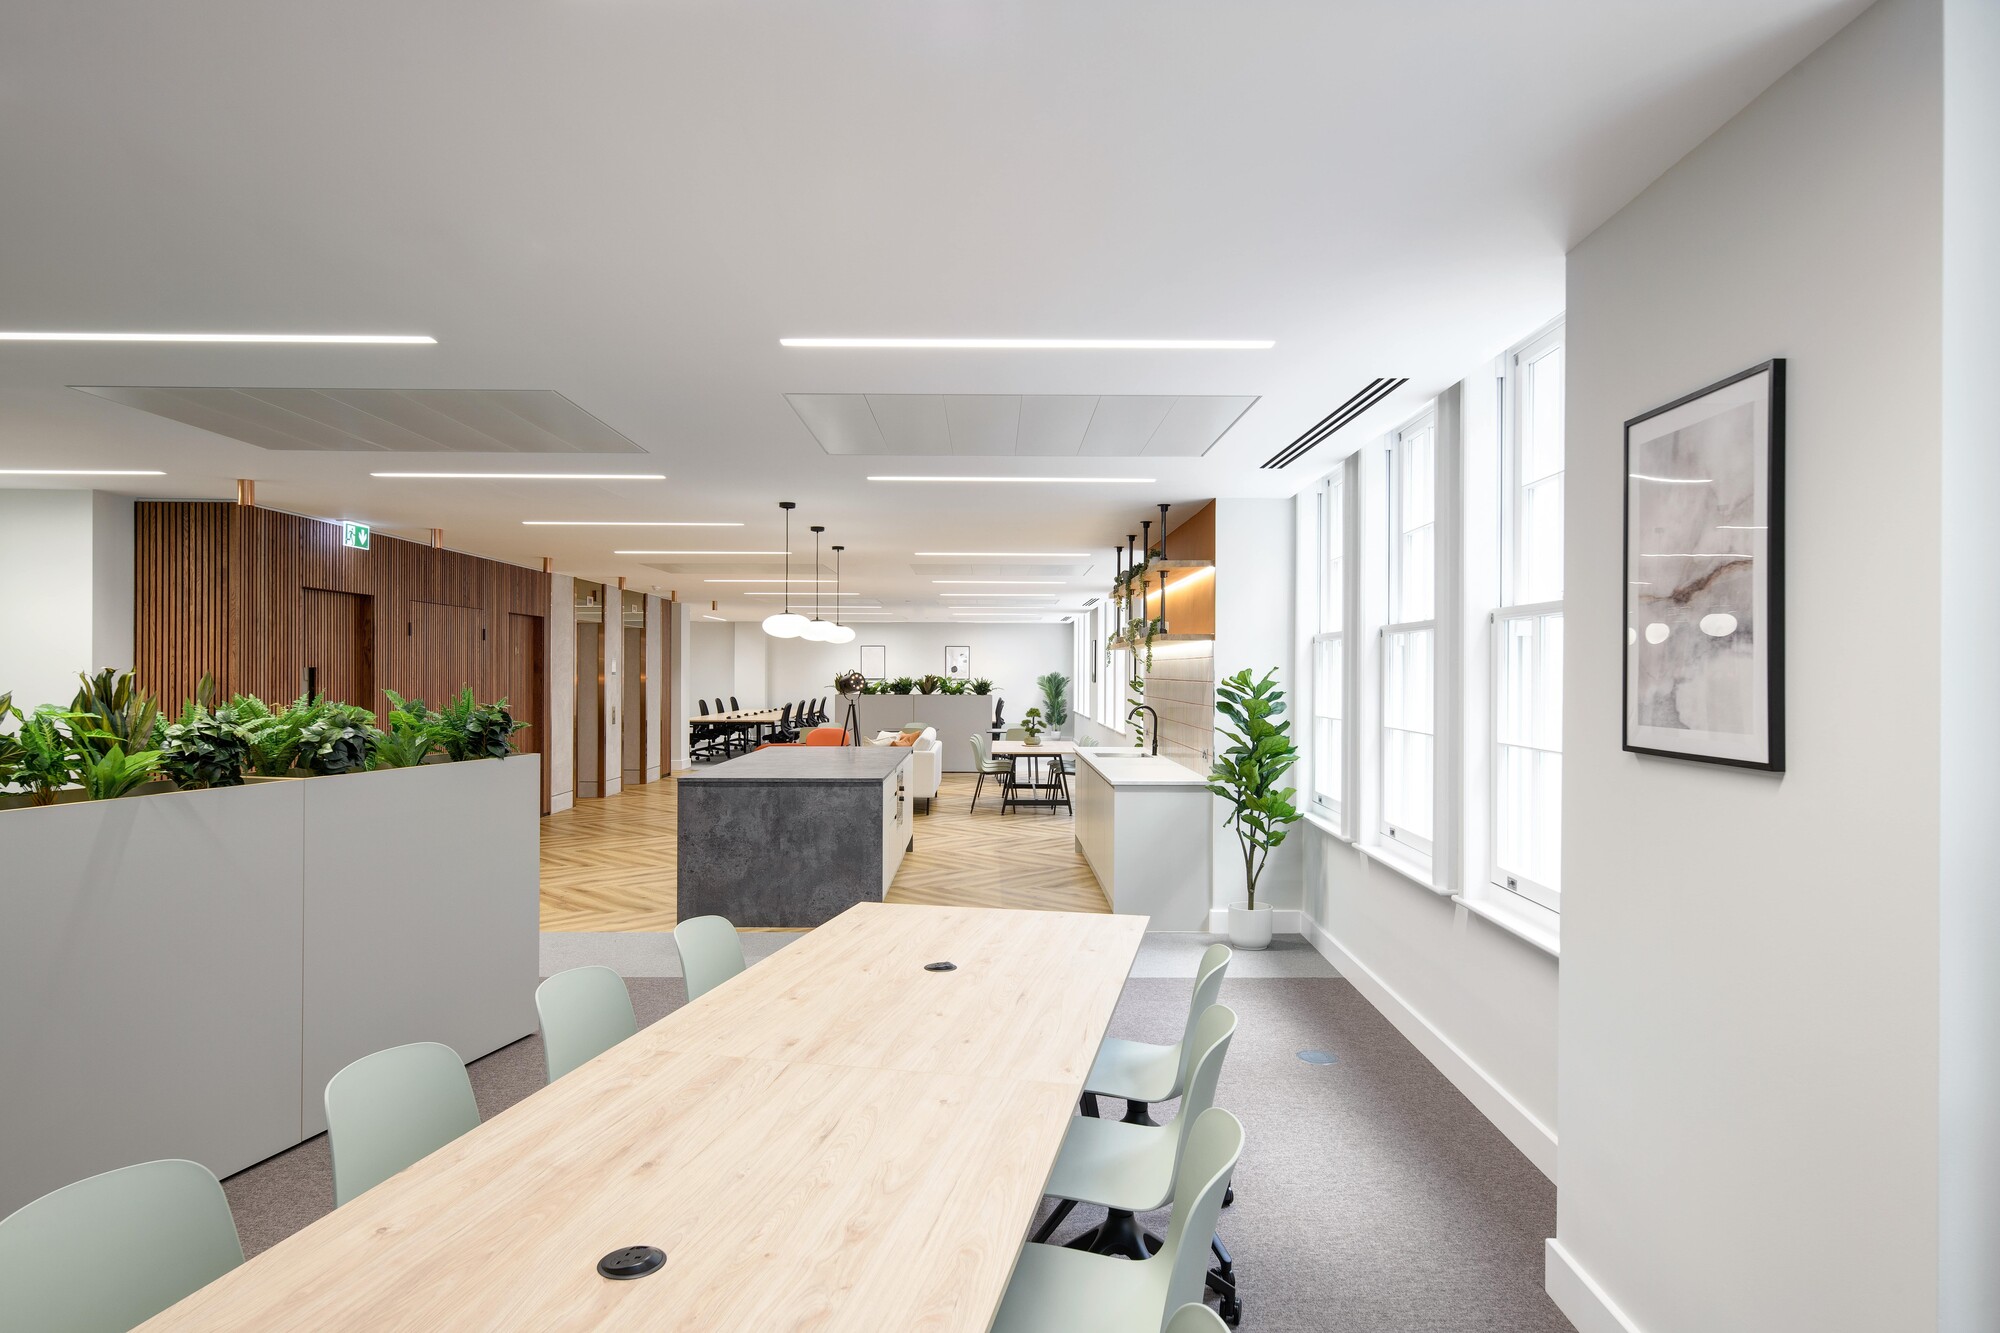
[945,645,971,678]
[859,644,887,680]
[1623,359,1785,771]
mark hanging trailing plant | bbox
[1125,674,1147,750]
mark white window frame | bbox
[1311,468,1350,825]
[1490,320,1565,909]
[1380,411,1438,861]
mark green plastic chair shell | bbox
[536,966,638,1082]
[324,1041,479,1207]
[1167,1302,1229,1332]
[1085,943,1231,1105]
[674,914,747,1002]
[0,1158,243,1331]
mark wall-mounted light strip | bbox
[0,468,165,476]
[0,331,436,344]
[700,614,728,621]
[870,476,1153,484]
[782,337,1272,351]
[375,472,664,480]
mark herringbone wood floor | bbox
[540,770,1109,932]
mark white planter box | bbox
[0,759,539,1216]
[851,694,1003,772]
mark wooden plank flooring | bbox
[540,771,1108,932]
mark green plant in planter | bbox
[917,674,943,695]
[371,690,439,769]
[937,676,967,695]
[1205,668,1303,911]
[969,677,993,696]
[12,708,83,805]
[157,703,254,789]
[226,693,294,776]
[1021,706,1046,743]
[1036,672,1070,731]
[291,711,377,775]
[69,668,160,760]
[887,676,916,696]
[0,691,21,788]
[432,687,524,761]
[78,743,164,800]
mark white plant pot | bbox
[1227,905,1273,951]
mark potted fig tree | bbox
[1207,667,1302,950]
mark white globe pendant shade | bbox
[826,623,857,644]
[800,618,840,642]
[762,611,809,638]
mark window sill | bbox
[1359,842,1451,897]
[1303,809,1351,843]
[1453,892,1561,959]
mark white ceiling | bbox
[0,0,1868,623]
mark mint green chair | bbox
[1084,943,1231,1125]
[968,732,1015,811]
[536,966,638,1082]
[674,914,746,1002]
[1034,1005,1237,1258]
[989,1108,1244,1333]
[325,1041,479,1206]
[1168,1304,1229,1333]
[0,1158,243,1331]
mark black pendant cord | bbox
[832,545,845,627]
[779,501,796,616]
[1158,503,1171,559]
[810,525,825,625]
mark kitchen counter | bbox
[1074,748,1212,789]
[1073,749,1212,929]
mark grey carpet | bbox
[223,975,1572,1331]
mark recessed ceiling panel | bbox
[786,394,1258,457]
[910,562,1094,579]
[71,387,646,453]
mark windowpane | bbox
[1512,338,1565,606]
[1495,609,1562,896]
[1323,473,1345,635]
[1393,421,1436,623]
[1383,627,1433,841]
[1314,633,1342,808]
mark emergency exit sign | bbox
[341,522,370,550]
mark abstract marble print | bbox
[1624,362,1783,769]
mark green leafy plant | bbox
[12,708,83,805]
[887,676,916,696]
[1021,706,1046,742]
[937,676,968,695]
[1206,668,1304,911]
[1126,675,1147,750]
[0,691,21,789]
[370,691,439,769]
[78,743,164,800]
[226,693,295,776]
[158,703,254,789]
[1036,672,1070,731]
[969,677,993,696]
[431,687,523,762]
[291,709,377,775]
[917,674,943,695]
[69,669,160,760]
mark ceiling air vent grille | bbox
[1261,378,1407,468]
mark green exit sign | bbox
[341,522,370,550]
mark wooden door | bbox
[300,589,374,710]
[409,601,482,710]
[505,612,549,814]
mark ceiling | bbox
[0,0,1868,623]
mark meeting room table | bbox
[137,902,1148,1331]
[991,738,1077,814]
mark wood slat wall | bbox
[135,502,553,808]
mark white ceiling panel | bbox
[1079,396,1177,456]
[863,394,951,455]
[1145,395,1260,456]
[784,394,886,455]
[943,395,1021,455]
[1011,396,1100,457]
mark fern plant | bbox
[431,687,522,762]
[12,708,83,805]
[1206,668,1304,911]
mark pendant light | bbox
[827,544,857,643]
[761,502,809,638]
[801,525,840,641]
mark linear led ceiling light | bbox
[523,520,741,527]
[0,331,436,344]
[914,551,1093,558]
[869,475,1153,484]
[613,550,791,556]
[374,471,664,480]
[781,338,1272,350]
[932,579,1065,586]
[0,468,165,476]
[939,593,1061,599]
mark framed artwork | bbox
[1623,359,1785,771]
[859,644,887,680]
[945,645,971,678]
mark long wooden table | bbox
[141,903,1147,1331]
[992,739,1077,814]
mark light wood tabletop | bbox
[990,739,1078,758]
[690,708,782,726]
[140,903,1147,1332]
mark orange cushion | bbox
[890,731,920,747]
[804,728,850,746]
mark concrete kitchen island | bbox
[676,747,914,927]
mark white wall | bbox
[685,620,735,712]
[1555,3,1943,1331]
[762,622,1073,721]
[0,489,133,708]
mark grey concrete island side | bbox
[676,747,915,927]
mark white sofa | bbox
[866,725,943,813]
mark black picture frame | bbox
[1621,359,1785,772]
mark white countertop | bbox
[1074,747,1212,790]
